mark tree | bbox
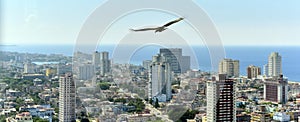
[154,98,160,108]
[149,98,153,105]
[33,117,48,122]
[98,82,110,90]
[0,115,6,122]
[178,109,199,122]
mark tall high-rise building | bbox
[92,51,101,67]
[181,56,191,73]
[218,59,240,78]
[267,52,282,77]
[159,48,190,73]
[263,64,269,76]
[59,73,76,122]
[247,65,261,79]
[148,54,172,102]
[100,51,111,76]
[78,64,95,80]
[206,74,236,122]
[264,74,288,104]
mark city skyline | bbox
[1,0,300,46]
[1,1,300,121]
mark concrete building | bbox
[24,62,35,74]
[247,65,261,79]
[100,51,111,76]
[20,105,54,122]
[236,113,251,122]
[142,60,152,70]
[59,73,76,122]
[206,74,236,122]
[6,112,33,122]
[159,48,190,73]
[218,59,239,78]
[57,63,72,75]
[267,52,282,77]
[181,56,191,73]
[251,106,272,122]
[263,64,269,76]
[264,75,288,104]
[78,64,94,80]
[92,51,100,67]
[148,54,172,102]
[273,112,290,122]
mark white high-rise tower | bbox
[59,73,76,122]
[268,52,282,77]
[149,54,172,102]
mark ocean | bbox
[1,45,299,81]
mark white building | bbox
[149,54,172,102]
[206,74,236,122]
[268,52,282,77]
[78,64,95,80]
[264,64,269,76]
[142,60,152,70]
[273,112,290,122]
[57,63,72,75]
[59,73,76,122]
[264,75,288,104]
[20,105,54,122]
[24,63,35,74]
[159,48,190,73]
[218,58,239,78]
[92,51,100,67]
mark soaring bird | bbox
[130,17,184,33]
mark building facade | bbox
[206,74,236,122]
[24,62,35,74]
[267,52,282,77]
[100,51,111,76]
[247,65,261,79]
[59,73,76,122]
[159,48,190,73]
[218,59,240,78]
[92,51,100,67]
[148,54,172,102]
[78,64,95,80]
[264,75,288,104]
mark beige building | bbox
[219,59,239,78]
[247,65,261,79]
[6,112,33,122]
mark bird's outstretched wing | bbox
[163,17,184,27]
[130,27,159,32]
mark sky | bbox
[1,0,300,46]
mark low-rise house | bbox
[6,112,33,122]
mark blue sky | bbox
[1,0,300,46]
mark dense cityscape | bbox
[1,47,300,122]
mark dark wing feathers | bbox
[130,27,159,32]
[163,17,184,27]
[130,17,183,32]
